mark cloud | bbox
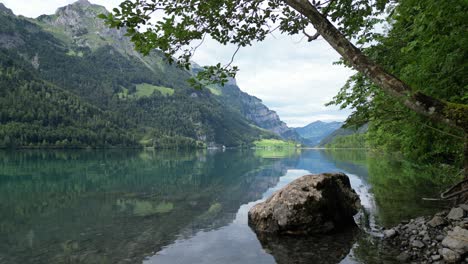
[3,0,354,127]
[1,0,121,18]
[192,34,354,126]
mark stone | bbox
[442,226,468,254]
[384,229,397,238]
[447,207,465,220]
[428,216,447,227]
[436,211,447,217]
[440,248,461,263]
[436,235,445,241]
[431,254,441,261]
[459,204,468,212]
[248,173,361,235]
[412,240,425,248]
[406,223,418,231]
[396,252,410,262]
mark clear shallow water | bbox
[0,149,449,264]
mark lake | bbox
[0,149,451,264]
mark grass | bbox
[118,83,174,99]
[254,148,301,158]
[253,139,302,158]
[66,50,84,57]
[253,139,298,148]
[135,83,174,97]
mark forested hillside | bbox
[0,1,286,149]
[328,0,467,165]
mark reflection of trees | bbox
[320,149,369,179]
[320,149,455,227]
[0,150,287,264]
[365,157,454,227]
[350,233,400,264]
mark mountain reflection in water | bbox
[0,149,447,264]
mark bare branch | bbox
[225,46,241,68]
[302,28,320,42]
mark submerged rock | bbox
[248,173,361,235]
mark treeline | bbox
[329,0,467,165]
[325,134,367,149]
[0,61,138,148]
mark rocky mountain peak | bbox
[34,0,137,53]
[0,3,14,16]
[53,0,108,24]
[75,0,92,7]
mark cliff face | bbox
[219,84,300,139]
[239,91,290,135]
[190,64,298,140]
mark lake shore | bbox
[383,206,468,263]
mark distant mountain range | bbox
[294,121,343,146]
[0,0,301,148]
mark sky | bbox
[1,0,354,127]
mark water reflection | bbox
[255,228,360,264]
[0,149,450,264]
[0,150,287,264]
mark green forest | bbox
[327,0,467,166]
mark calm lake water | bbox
[0,149,451,264]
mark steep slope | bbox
[0,49,137,148]
[193,70,301,141]
[0,1,279,148]
[318,124,369,147]
[217,82,300,139]
[294,121,343,146]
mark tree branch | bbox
[302,28,320,42]
[284,0,467,133]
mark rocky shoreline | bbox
[383,205,468,263]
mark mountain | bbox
[0,1,297,149]
[202,78,301,140]
[318,124,369,147]
[294,121,343,146]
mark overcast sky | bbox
[1,0,354,127]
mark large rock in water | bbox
[248,173,361,235]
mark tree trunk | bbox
[285,0,468,188]
[283,0,467,134]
